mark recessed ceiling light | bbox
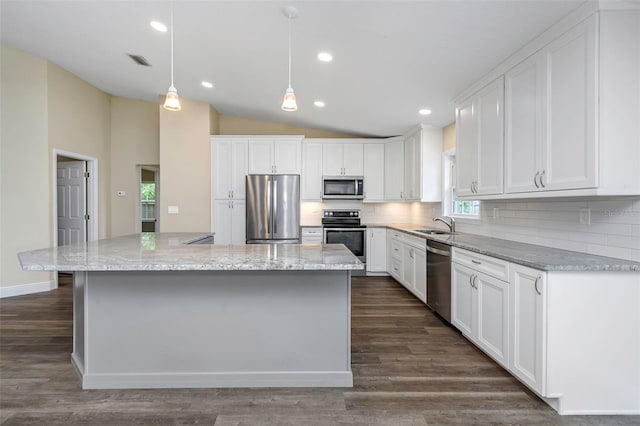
[150,21,167,32]
[314,101,325,107]
[419,108,432,115]
[201,81,214,89]
[317,52,333,62]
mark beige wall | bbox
[219,115,355,138]
[0,44,52,288]
[110,97,159,237]
[159,98,212,232]
[47,63,111,239]
[443,122,456,151]
[210,106,220,135]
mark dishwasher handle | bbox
[425,244,451,257]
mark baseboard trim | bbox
[81,371,354,390]
[0,280,55,298]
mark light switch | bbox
[168,205,179,214]
[116,191,126,197]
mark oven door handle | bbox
[425,245,451,257]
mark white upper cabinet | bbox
[322,142,363,176]
[506,17,597,194]
[384,138,404,201]
[456,77,504,198]
[402,125,443,202]
[212,138,248,200]
[363,143,385,202]
[456,9,640,198]
[301,143,323,200]
[248,137,302,175]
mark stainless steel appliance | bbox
[246,174,300,244]
[426,240,452,322]
[322,209,366,275]
[322,176,364,200]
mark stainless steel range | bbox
[322,209,366,275]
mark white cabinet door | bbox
[384,139,404,200]
[401,245,414,291]
[542,16,597,191]
[476,272,509,368]
[455,98,477,197]
[452,263,475,336]
[477,77,504,196]
[322,144,343,175]
[510,264,546,395]
[505,52,545,194]
[231,141,248,199]
[366,228,387,272]
[248,140,274,174]
[230,200,246,244]
[213,200,232,244]
[273,139,301,174]
[213,141,232,199]
[403,131,419,200]
[363,144,385,202]
[342,143,363,176]
[302,143,323,200]
[412,247,427,303]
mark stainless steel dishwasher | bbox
[426,240,452,323]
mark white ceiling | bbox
[0,0,585,137]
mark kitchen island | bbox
[18,233,363,389]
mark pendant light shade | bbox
[281,7,298,112]
[163,6,181,111]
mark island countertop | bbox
[18,233,364,272]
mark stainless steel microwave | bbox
[322,176,364,200]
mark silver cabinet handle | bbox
[471,259,481,265]
[534,171,540,188]
[231,190,234,198]
[469,274,474,287]
[228,201,231,208]
[534,274,542,295]
[540,170,546,188]
[409,249,414,259]
[228,190,231,198]
[400,191,403,199]
[472,274,478,289]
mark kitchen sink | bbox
[413,229,454,235]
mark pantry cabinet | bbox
[212,139,248,200]
[212,199,246,245]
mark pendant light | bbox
[163,5,181,111]
[281,7,299,112]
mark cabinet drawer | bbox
[452,247,509,282]
[390,258,402,279]
[388,230,403,240]
[301,236,322,244]
[390,240,403,260]
[301,227,323,237]
[402,233,426,249]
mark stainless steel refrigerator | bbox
[246,174,300,244]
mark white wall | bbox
[0,44,52,290]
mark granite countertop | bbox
[371,223,640,272]
[18,233,364,272]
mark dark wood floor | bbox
[1,275,637,425]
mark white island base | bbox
[71,270,352,389]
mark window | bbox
[443,151,480,218]
[140,182,156,221]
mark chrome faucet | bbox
[432,216,455,233]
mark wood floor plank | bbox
[1,274,638,425]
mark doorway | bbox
[52,149,98,288]
[139,166,159,232]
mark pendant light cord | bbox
[170,5,175,86]
[287,14,292,88]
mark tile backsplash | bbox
[441,197,640,262]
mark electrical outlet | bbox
[579,208,591,225]
[493,208,499,219]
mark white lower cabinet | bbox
[301,226,323,244]
[509,263,546,395]
[452,249,509,368]
[386,229,426,303]
[366,227,387,273]
[213,200,246,245]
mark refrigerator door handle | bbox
[266,176,272,238]
[273,178,278,235]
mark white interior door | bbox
[57,160,87,245]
